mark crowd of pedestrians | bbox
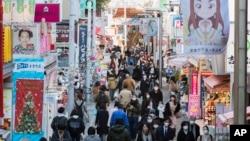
[42,46,214,141]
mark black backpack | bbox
[75,101,84,119]
[97,92,107,106]
[52,116,67,131]
[68,118,84,135]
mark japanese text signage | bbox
[56,24,69,42]
[188,71,200,117]
[78,25,87,70]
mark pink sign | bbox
[188,71,200,116]
[40,34,51,55]
[34,4,60,22]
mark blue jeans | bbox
[128,116,139,140]
[109,89,115,101]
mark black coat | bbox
[189,123,200,140]
[149,90,163,107]
[177,129,195,141]
[141,99,156,116]
[140,79,150,95]
[95,109,109,134]
[155,125,176,141]
[164,102,181,117]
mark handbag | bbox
[114,89,119,98]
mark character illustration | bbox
[187,0,227,45]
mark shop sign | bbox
[188,71,200,117]
[78,25,87,70]
[34,4,60,23]
[56,24,69,42]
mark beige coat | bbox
[119,89,132,108]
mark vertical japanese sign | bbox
[78,25,87,71]
[12,58,44,141]
[181,0,230,54]
[188,71,200,116]
[147,18,158,36]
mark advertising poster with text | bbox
[181,0,229,54]
[188,71,200,116]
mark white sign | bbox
[44,94,56,104]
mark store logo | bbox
[17,63,29,70]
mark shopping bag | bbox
[114,89,119,98]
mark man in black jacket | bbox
[155,116,176,141]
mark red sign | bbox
[188,71,200,117]
[14,79,44,134]
[34,4,60,22]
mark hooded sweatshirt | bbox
[107,125,131,141]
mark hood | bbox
[75,100,84,105]
[111,125,126,133]
[72,115,79,119]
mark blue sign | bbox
[78,25,87,70]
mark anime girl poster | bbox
[181,0,229,54]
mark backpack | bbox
[52,116,67,131]
[128,57,135,65]
[97,92,107,106]
[75,101,84,119]
[68,118,83,135]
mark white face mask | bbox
[153,124,159,128]
[132,98,136,101]
[146,95,150,98]
[203,130,209,135]
[143,76,147,79]
[183,126,188,130]
[147,119,153,123]
[190,121,195,124]
[164,123,169,127]
[154,87,159,91]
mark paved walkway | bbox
[82,82,205,140]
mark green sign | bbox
[80,0,96,9]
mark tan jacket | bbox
[122,78,135,91]
[119,89,132,107]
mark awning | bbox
[204,82,230,92]
[203,75,230,88]
[113,8,143,18]
[218,106,250,123]
[168,57,190,67]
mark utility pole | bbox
[0,1,3,130]
[85,0,92,103]
[68,0,78,114]
[234,0,247,124]
[92,0,96,55]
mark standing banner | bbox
[147,18,158,36]
[12,58,44,141]
[12,24,39,58]
[181,0,229,54]
[188,71,200,117]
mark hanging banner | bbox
[34,4,60,23]
[181,0,230,54]
[12,58,45,141]
[139,18,149,35]
[147,18,158,36]
[188,71,200,117]
[12,24,39,58]
[78,25,87,71]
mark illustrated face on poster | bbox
[147,19,158,36]
[182,0,229,54]
[12,24,38,57]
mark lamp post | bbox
[146,9,163,88]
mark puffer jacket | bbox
[107,125,131,141]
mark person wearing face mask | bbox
[140,75,150,99]
[164,95,181,128]
[155,117,176,141]
[141,93,156,117]
[188,116,200,140]
[126,94,141,140]
[197,125,213,141]
[149,83,163,109]
[177,121,195,141]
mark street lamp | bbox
[145,9,163,88]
